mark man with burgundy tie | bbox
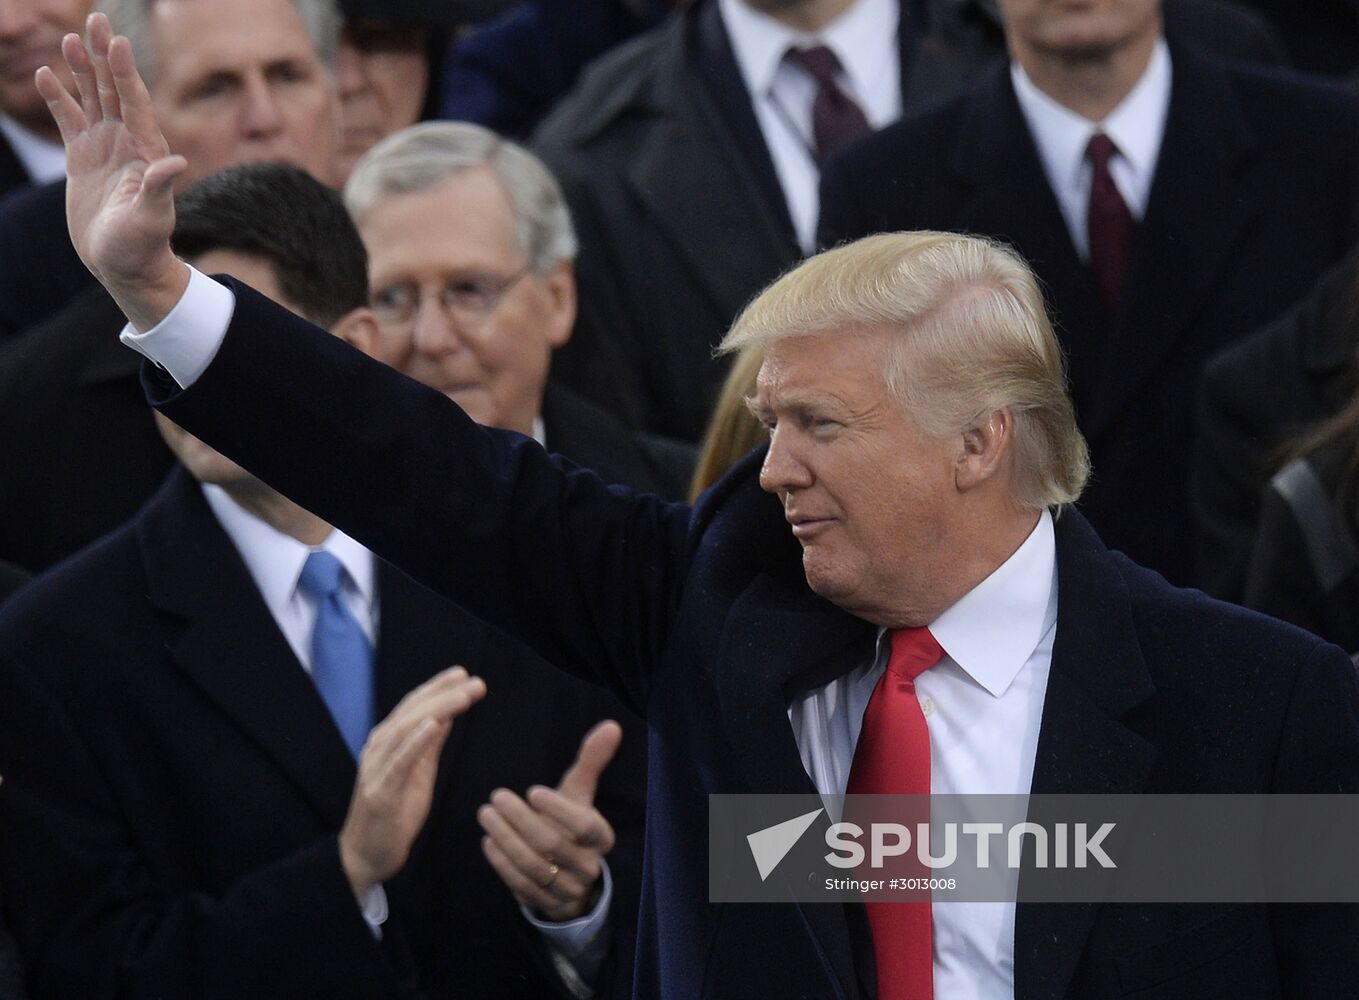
[30,20,1359,993]
[817,0,1359,588]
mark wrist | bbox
[105,251,191,334]
[338,834,379,900]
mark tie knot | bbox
[886,626,944,682]
[1086,131,1119,171]
[298,550,347,599]
[787,44,842,86]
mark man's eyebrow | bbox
[743,395,768,420]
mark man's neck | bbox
[1011,30,1160,122]
[763,0,856,33]
[222,481,332,546]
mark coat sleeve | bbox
[148,278,692,715]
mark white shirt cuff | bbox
[522,860,613,997]
[118,264,235,389]
[360,883,389,939]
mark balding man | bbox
[34,19,1359,995]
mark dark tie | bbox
[787,45,872,162]
[847,627,945,1000]
[298,550,375,759]
[1085,132,1135,312]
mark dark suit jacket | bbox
[0,280,694,574]
[0,133,29,203]
[0,179,89,341]
[147,279,1359,998]
[531,0,1285,444]
[1193,254,1359,601]
[532,0,936,442]
[818,46,1359,586]
[0,466,646,999]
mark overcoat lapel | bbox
[1014,511,1158,1000]
[714,570,877,1000]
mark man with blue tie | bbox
[0,162,644,999]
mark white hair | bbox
[343,121,578,275]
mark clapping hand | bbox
[478,720,623,923]
[339,666,488,898]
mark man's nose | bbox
[411,296,464,356]
[759,426,812,495]
[240,74,285,138]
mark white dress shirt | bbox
[0,113,66,184]
[125,274,1056,999]
[1010,40,1172,260]
[790,509,1058,1000]
[719,0,901,253]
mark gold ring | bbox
[541,862,560,888]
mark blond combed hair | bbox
[719,231,1090,510]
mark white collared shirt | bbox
[0,113,66,185]
[789,509,1059,1000]
[1010,40,1172,260]
[203,483,377,669]
[719,0,901,253]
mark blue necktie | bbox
[298,550,374,759]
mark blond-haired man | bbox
[33,23,1359,994]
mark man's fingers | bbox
[60,32,100,125]
[527,785,616,851]
[86,13,121,122]
[557,719,622,804]
[35,65,87,146]
[482,836,560,914]
[138,155,188,208]
[108,35,165,157]
[373,715,449,791]
[364,669,485,761]
[478,794,592,900]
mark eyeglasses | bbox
[369,268,531,328]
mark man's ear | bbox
[331,306,381,359]
[541,260,577,349]
[955,408,1013,492]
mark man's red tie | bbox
[847,626,945,1000]
[1086,132,1135,313]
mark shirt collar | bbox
[1010,38,1171,195]
[0,113,66,184]
[202,483,376,611]
[926,508,1058,697]
[718,0,898,100]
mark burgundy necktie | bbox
[1085,132,1135,313]
[786,45,872,162]
[847,626,945,1000]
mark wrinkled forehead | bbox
[753,328,893,401]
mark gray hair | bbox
[343,121,578,275]
[721,231,1091,511]
[98,0,341,85]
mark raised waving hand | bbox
[35,12,190,329]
